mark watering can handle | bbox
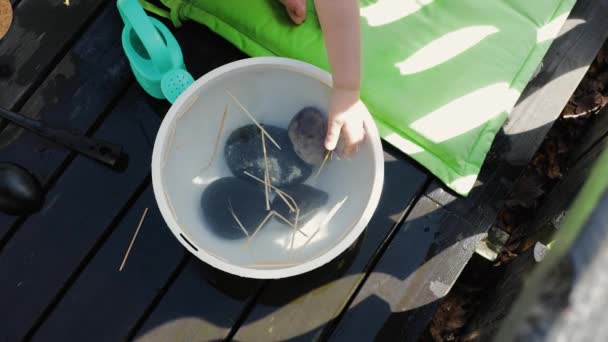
[117,0,173,73]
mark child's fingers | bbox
[340,122,365,157]
[283,0,306,24]
[288,10,305,24]
[325,119,343,151]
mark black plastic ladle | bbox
[0,107,123,167]
[0,163,43,216]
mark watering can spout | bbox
[117,0,194,103]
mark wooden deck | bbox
[0,0,605,341]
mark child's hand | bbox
[280,0,307,25]
[281,0,365,156]
[325,87,367,157]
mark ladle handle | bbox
[117,0,173,72]
[0,107,123,168]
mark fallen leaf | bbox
[506,175,545,208]
[547,162,562,179]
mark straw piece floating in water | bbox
[229,199,250,237]
[161,122,177,170]
[226,90,281,150]
[246,211,275,245]
[119,207,149,272]
[243,170,304,254]
[176,93,199,120]
[243,171,298,213]
[201,104,228,173]
[242,209,308,248]
[301,196,349,249]
[206,247,230,263]
[261,131,271,210]
[289,208,301,256]
[313,150,333,180]
[247,261,302,268]
[164,188,179,222]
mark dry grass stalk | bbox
[277,191,297,213]
[301,196,348,249]
[261,130,271,210]
[244,210,308,247]
[119,207,149,272]
[206,248,230,263]
[288,210,301,254]
[242,172,302,256]
[229,199,250,237]
[243,171,298,213]
[226,90,281,149]
[201,105,228,172]
[289,225,297,255]
[313,150,332,180]
[247,211,275,244]
[176,93,199,120]
[247,210,308,242]
[247,261,301,268]
[164,190,178,221]
[272,211,299,233]
[161,122,177,170]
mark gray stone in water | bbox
[201,177,267,240]
[288,107,328,165]
[272,184,329,225]
[225,124,312,187]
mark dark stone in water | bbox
[272,184,329,225]
[288,107,328,165]
[225,124,312,187]
[201,177,267,240]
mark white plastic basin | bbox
[152,57,384,279]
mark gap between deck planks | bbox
[0,2,131,244]
[0,0,109,111]
[29,186,187,341]
[132,144,429,342]
[462,121,608,341]
[325,0,608,340]
[2,14,257,342]
[0,85,160,341]
[5,0,603,341]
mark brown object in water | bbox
[0,0,12,40]
[200,105,228,172]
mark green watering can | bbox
[117,0,194,103]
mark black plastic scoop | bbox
[0,163,43,215]
[0,106,123,168]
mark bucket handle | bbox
[117,0,173,73]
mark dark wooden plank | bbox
[0,86,159,341]
[326,0,608,340]
[503,0,608,167]
[133,259,264,342]
[30,186,186,341]
[327,197,478,342]
[0,3,131,241]
[0,0,108,110]
[230,145,428,341]
[463,128,608,340]
[90,17,258,341]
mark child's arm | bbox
[315,0,366,156]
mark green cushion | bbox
[156,0,576,195]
